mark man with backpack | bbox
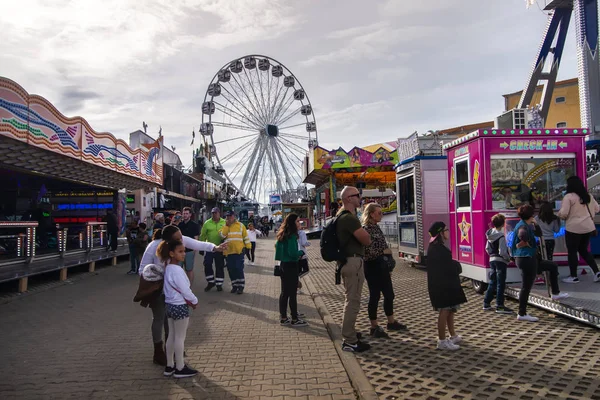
[322,186,372,352]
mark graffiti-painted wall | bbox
[0,77,163,185]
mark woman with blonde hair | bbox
[361,203,407,338]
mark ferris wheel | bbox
[200,55,318,203]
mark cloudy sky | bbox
[1,0,579,173]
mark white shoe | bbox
[551,292,569,301]
[437,339,460,350]
[449,335,462,344]
[517,314,539,322]
[594,272,600,283]
[297,289,304,295]
[562,276,580,284]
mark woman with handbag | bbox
[558,176,600,283]
[361,203,407,339]
[275,213,308,327]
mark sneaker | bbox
[296,312,306,318]
[163,366,175,377]
[250,261,254,266]
[280,317,290,325]
[216,285,223,292]
[551,292,570,301]
[387,321,407,331]
[562,276,580,284]
[534,276,545,285]
[297,289,304,295]
[495,306,514,314]
[173,365,198,378]
[291,318,308,327]
[342,340,371,353]
[483,304,493,311]
[127,270,137,275]
[437,339,460,351]
[369,326,390,339]
[356,332,363,340]
[204,283,215,292]
[517,314,539,322]
[449,335,462,344]
[236,287,243,295]
[594,272,600,283]
[230,287,237,293]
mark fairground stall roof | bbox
[303,142,398,188]
[0,77,163,190]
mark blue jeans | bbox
[226,253,245,289]
[483,261,507,307]
[129,245,139,272]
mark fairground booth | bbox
[303,142,399,226]
[0,77,163,291]
[444,128,600,327]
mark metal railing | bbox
[378,221,398,247]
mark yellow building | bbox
[503,78,580,128]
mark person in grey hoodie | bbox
[483,214,513,314]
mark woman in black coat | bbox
[426,221,467,351]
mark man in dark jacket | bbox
[106,210,118,252]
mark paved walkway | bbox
[0,239,355,400]
[305,246,600,400]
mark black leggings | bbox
[515,257,536,316]
[279,262,299,320]
[364,258,395,321]
[565,231,599,277]
[245,242,256,262]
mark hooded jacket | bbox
[485,228,510,263]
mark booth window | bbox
[556,122,567,128]
[398,175,415,215]
[490,157,575,210]
[555,96,566,103]
[455,160,470,208]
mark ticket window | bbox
[398,175,415,215]
[455,158,471,210]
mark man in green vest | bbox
[200,207,226,292]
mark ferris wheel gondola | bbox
[201,55,318,203]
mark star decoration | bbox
[458,214,471,243]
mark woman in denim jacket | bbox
[511,205,540,322]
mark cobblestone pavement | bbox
[0,239,355,400]
[305,247,600,400]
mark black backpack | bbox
[486,237,501,256]
[320,211,350,262]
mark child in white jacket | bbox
[297,223,311,294]
[158,240,198,379]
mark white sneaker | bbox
[449,335,462,344]
[551,292,569,301]
[250,261,254,266]
[594,272,600,283]
[562,276,580,284]
[517,314,539,322]
[437,339,460,350]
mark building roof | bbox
[438,121,494,136]
[502,77,578,98]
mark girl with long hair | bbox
[558,176,600,283]
[275,213,308,327]
[361,203,406,339]
[535,202,560,261]
[157,240,198,378]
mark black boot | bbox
[153,341,167,366]
[204,282,215,292]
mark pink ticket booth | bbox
[444,128,589,292]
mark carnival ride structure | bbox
[200,55,317,204]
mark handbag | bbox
[585,203,598,237]
[382,254,396,272]
[274,264,282,276]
